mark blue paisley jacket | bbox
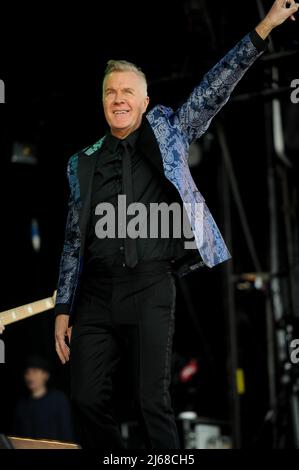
[55,30,267,324]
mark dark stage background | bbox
[0,0,298,449]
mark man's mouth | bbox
[113,110,130,115]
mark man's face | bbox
[103,71,149,138]
[24,367,49,393]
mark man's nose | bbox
[114,92,125,104]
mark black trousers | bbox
[69,260,180,450]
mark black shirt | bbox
[13,389,74,441]
[84,128,191,270]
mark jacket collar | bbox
[76,112,178,237]
[78,113,165,198]
[101,115,165,178]
[104,126,140,154]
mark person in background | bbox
[13,354,74,442]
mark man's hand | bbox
[256,0,299,39]
[55,314,72,364]
[0,324,5,334]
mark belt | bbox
[83,259,174,278]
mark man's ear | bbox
[143,96,150,112]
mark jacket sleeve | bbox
[54,155,81,317]
[171,30,268,144]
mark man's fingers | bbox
[285,0,299,15]
[55,338,67,363]
[56,340,70,364]
[267,0,299,29]
[291,2,299,11]
[287,3,299,20]
[54,314,71,364]
[55,340,65,364]
[55,334,70,364]
[67,326,73,344]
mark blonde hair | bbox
[102,59,148,96]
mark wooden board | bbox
[7,436,81,449]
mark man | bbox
[54,1,298,449]
[13,355,74,442]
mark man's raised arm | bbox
[171,0,298,145]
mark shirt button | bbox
[122,262,126,267]
[120,246,124,251]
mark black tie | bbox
[119,140,138,268]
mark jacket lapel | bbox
[77,149,98,237]
[137,115,165,178]
[138,114,182,203]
